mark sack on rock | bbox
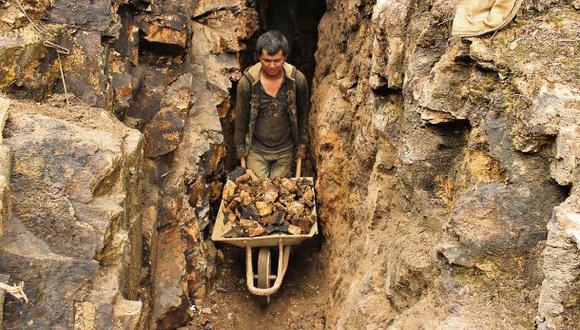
[452,0,524,37]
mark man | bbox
[234,30,310,178]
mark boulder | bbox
[0,99,143,329]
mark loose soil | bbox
[185,239,327,329]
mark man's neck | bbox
[260,69,284,81]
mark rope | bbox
[12,0,49,35]
[12,0,71,105]
[0,281,28,303]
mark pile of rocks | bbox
[220,169,316,237]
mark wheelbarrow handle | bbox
[295,157,302,178]
[245,240,291,296]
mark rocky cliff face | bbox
[0,97,143,329]
[311,0,579,328]
[1,0,256,328]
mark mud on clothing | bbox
[234,62,310,159]
[252,76,294,153]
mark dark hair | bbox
[256,30,289,56]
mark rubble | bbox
[221,169,316,238]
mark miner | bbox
[234,30,310,178]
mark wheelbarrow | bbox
[211,158,318,304]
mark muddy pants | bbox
[246,147,294,178]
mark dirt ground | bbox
[184,238,327,330]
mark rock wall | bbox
[1,0,257,328]
[0,97,143,329]
[311,0,579,328]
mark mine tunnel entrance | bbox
[208,1,327,328]
[242,0,325,84]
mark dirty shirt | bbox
[252,77,294,153]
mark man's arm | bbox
[295,72,310,158]
[234,77,251,160]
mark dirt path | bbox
[185,239,327,329]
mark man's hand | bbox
[295,146,306,160]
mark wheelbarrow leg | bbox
[257,248,271,305]
[245,240,291,299]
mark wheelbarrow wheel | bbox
[257,248,271,305]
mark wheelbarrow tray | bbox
[211,176,318,248]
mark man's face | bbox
[259,49,286,77]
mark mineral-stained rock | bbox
[300,187,315,207]
[287,202,305,219]
[110,72,135,114]
[45,0,112,32]
[227,166,246,181]
[249,226,266,237]
[61,31,109,107]
[151,227,188,328]
[261,181,279,203]
[265,224,289,235]
[222,180,236,201]
[288,225,302,235]
[217,173,315,238]
[144,73,192,158]
[0,99,143,329]
[451,182,561,254]
[0,27,43,90]
[238,190,252,206]
[239,205,259,221]
[255,201,273,216]
[280,178,298,192]
[222,219,238,237]
[138,13,189,48]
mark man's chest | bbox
[260,76,285,97]
[257,84,289,118]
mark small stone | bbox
[239,205,259,220]
[301,188,315,207]
[239,190,252,206]
[222,180,236,201]
[280,178,297,192]
[255,201,273,216]
[200,307,213,315]
[249,226,266,237]
[266,224,289,234]
[227,166,246,181]
[288,225,302,235]
[222,220,238,237]
[287,202,305,218]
